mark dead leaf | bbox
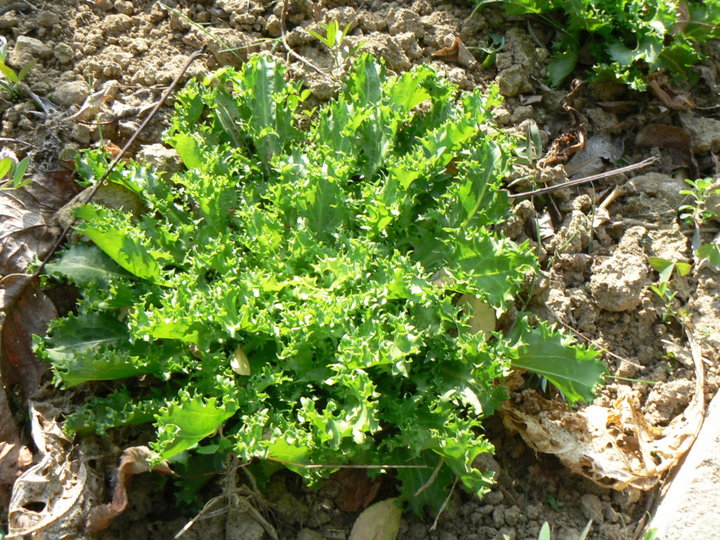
[500,331,704,491]
[646,72,696,110]
[565,135,623,178]
[672,0,691,34]
[432,36,476,68]
[537,127,586,168]
[86,446,173,533]
[0,382,32,513]
[349,498,402,540]
[0,274,57,399]
[458,294,495,334]
[596,101,637,114]
[328,469,383,512]
[0,169,78,275]
[635,124,697,175]
[65,86,114,122]
[8,402,99,539]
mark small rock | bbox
[590,227,649,312]
[680,112,720,153]
[388,8,423,36]
[548,210,591,255]
[296,530,324,540]
[590,252,647,311]
[504,506,521,527]
[103,14,134,34]
[493,506,505,527]
[37,10,59,28]
[137,144,183,175]
[8,36,51,68]
[478,504,494,516]
[225,509,264,540]
[53,42,75,64]
[645,379,695,425]
[265,14,281,37]
[497,65,533,97]
[114,0,134,15]
[580,493,604,523]
[49,80,89,107]
[483,490,504,505]
[0,11,20,30]
[206,28,255,67]
[71,123,92,145]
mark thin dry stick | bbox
[280,0,335,81]
[267,456,429,469]
[509,156,659,198]
[30,48,205,280]
[429,477,458,532]
[414,458,444,497]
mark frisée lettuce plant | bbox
[475,0,720,88]
[36,54,604,513]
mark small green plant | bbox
[0,38,36,99]
[473,0,720,88]
[679,178,720,269]
[306,20,366,70]
[0,154,30,191]
[648,257,692,283]
[538,519,592,540]
[36,54,604,512]
[649,281,688,323]
[679,177,720,226]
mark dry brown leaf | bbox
[86,446,173,533]
[635,123,697,174]
[500,330,704,491]
[0,170,78,275]
[0,274,57,399]
[646,72,696,110]
[0,382,32,513]
[8,402,99,539]
[328,469,383,512]
[349,498,401,540]
[537,127,586,169]
[431,36,477,68]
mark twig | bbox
[414,458,444,497]
[429,477,458,532]
[280,0,335,81]
[30,48,205,280]
[267,457,429,469]
[0,137,34,147]
[509,156,659,199]
[0,1,33,17]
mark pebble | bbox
[49,80,89,107]
[580,493,604,523]
[53,42,75,64]
[137,144,183,175]
[9,36,52,67]
[497,65,534,97]
[36,11,59,28]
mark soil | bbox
[1,0,719,539]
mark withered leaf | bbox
[537,127,586,169]
[432,36,476,68]
[86,446,173,533]
[0,170,78,275]
[0,382,32,513]
[328,469,383,512]
[635,123,696,174]
[0,274,57,399]
[646,72,695,110]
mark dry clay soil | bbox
[1,0,720,539]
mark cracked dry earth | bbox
[0,0,719,539]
